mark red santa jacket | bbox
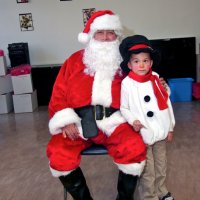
[48,50,125,136]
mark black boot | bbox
[116,170,138,200]
[59,167,93,200]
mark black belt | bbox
[93,105,118,120]
[74,105,118,138]
[75,105,118,121]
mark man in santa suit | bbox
[46,10,146,200]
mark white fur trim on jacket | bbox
[92,71,113,107]
[49,166,74,177]
[96,111,126,137]
[49,108,81,135]
[116,160,146,176]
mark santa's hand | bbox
[132,120,143,132]
[62,123,80,140]
[159,77,168,91]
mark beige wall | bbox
[0,0,200,66]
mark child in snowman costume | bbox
[119,35,175,200]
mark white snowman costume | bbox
[120,71,175,145]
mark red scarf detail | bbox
[128,70,168,110]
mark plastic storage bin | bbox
[192,82,200,99]
[168,78,194,102]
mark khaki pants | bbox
[135,140,168,200]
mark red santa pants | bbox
[46,122,146,172]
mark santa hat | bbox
[78,10,122,44]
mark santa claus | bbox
[46,10,146,200]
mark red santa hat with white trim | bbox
[78,10,123,44]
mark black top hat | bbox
[119,35,160,73]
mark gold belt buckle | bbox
[93,105,106,120]
[93,105,96,121]
[103,106,106,119]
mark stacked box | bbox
[192,82,200,99]
[13,90,38,113]
[0,56,7,76]
[168,78,194,102]
[11,65,38,113]
[0,50,13,114]
[0,74,13,94]
[0,49,7,76]
[11,74,33,94]
[0,93,13,114]
[0,75,13,114]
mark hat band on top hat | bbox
[129,44,153,51]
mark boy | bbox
[119,35,175,200]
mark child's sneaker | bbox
[160,192,174,200]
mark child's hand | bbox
[166,132,174,142]
[132,120,143,132]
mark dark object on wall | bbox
[19,13,34,31]
[150,37,196,81]
[8,42,30,67]
[17,0,28,3]
[32,66,61,106]
[82,8,96,26]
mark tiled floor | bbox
[0,101,200,200]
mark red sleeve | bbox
[48,59,70,118]
[48,50,84,118]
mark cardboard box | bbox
[11,74,33,94]
[13,90,38,113]
[0,93,13,114]
[0,74,13,94]
[0,56,7,76]
[168,78,194,102]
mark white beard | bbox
[83,38,122,79]
[83,39,122,106]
